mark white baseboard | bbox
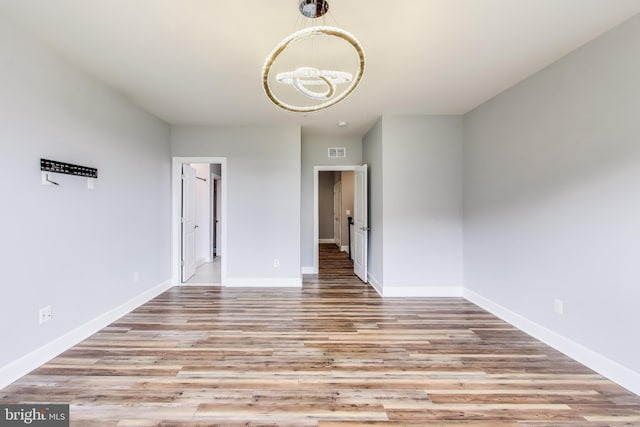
[340,246,349,253]
[224,277,302,287]
[180,283,221,287]
[319,239,335,244]
[383,285,463,297]
[301,266,316,275]
[0,279,173,389]
[367,274,383,296]
[463,288,640,396]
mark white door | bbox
[181,164,197,282]
[333,180,342,247]
[216,178,222,257]
[353,164,368,282]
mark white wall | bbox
[171,125,301,285]
[318,172,335,240]
[363,116,464,295]
[0,17,171,375]
[381,116,464,295]
[464,13,640,388]
[192,163,212,265]
[300,134,363,271]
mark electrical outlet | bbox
[39,305,52,324]
[554,298,564,315]
[273,259,280,268]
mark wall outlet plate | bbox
[554,298,564,315]
[39,305,52,324]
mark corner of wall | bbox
[464,288,640,396]
[0,280,173,390]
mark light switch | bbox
[346,210,351,215]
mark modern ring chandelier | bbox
[262,0,366,113]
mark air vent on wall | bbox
[328,147,346,158]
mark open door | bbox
[212,177,218,257]
[353,164,368,282]
[333,180,342,247]
[181,164,197,282]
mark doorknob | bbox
[195,225,199,229]
[360,226,370,231]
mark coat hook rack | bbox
[40,158,98,188]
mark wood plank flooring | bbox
[2,244,639,426]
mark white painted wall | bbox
[192,163,212,265]
[0,17,171,372]
[363,116,463,295]
[318,172,335,240]
[171,125,301,285]
[300,134,363,271]
[382,116,464,295]
[464,13,640,384]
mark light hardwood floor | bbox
[2,244,639,426]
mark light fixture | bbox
[262,0,365,113]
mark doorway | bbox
[313,165,368,282]
[172,157,227,286]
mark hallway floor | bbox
[185,257,221,285]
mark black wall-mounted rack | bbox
[40,159,98,179]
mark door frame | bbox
[313,165,360,275]
[211,173,221,259]
[172,157,227,285]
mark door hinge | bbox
[181,260,184,267]
[181,173,185,180]
[181,217,184,224]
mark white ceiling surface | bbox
[2,1,640,137]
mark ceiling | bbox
[2,0,640,137]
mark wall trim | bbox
[0,280,173,390]
[301,266,316,275]
[224,277,302,287]
[180,283,220,287]
[340,245,349,253]
[463,288,640,396]
[319,239,335,244]
[367,274,383,296]
[383,286,463,297]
